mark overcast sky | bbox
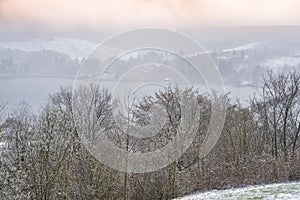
[0,0,299,36]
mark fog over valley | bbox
[1,26,300,110]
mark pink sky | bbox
[0,0,299,31]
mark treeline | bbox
[0,71,299,199]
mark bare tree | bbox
[252,71,300,158]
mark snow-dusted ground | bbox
[175,182,300,200]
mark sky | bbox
[0,0,299,35]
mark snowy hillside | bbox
[0,37,99,78]
[0,37,97,59]
[222,42,261,53]
[175,182,300,200]
[260,56,300,72]
[0,37,299,86]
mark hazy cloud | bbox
[0,0,299,32]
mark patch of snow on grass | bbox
[175,182,300,200]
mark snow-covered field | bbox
[175,182,300,200]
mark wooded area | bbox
[0,71,299,199]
